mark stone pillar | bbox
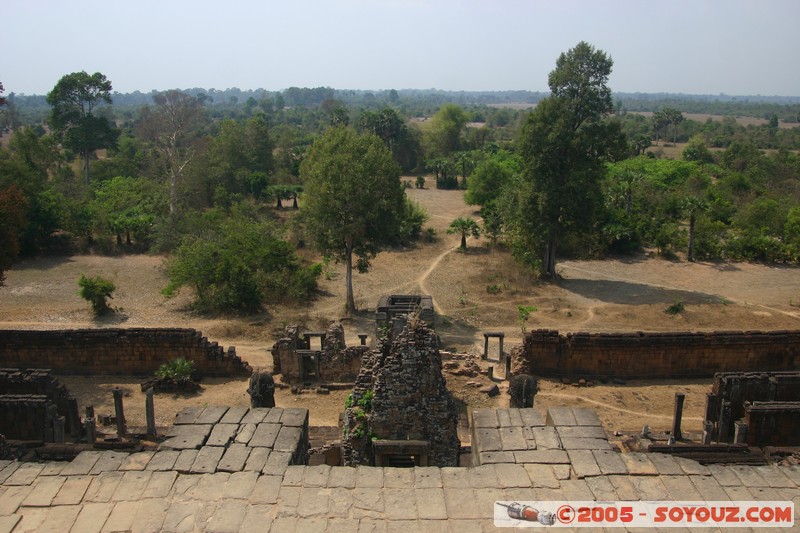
[248,370,276,408]
[68,398,80,437]
[53,417,65,443]
[718,400,733,443]
[483,334,489,360]
[113,388,126,437]
[702,421,713,445]
[504,353,512,380]
[672,393,685,440]
[146,388,157,438]
[487,366,493,381]
[734,421,748,444]
[85,405,96,449]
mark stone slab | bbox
[675,456,710,476]
[689,474,730,501]
[165,424,213,438]
[142,470,178,499]
[730,465,769,487]
[328,466,357,488]
[173,406,204,425]
[89,451,128,474]
[84,471,124,503]
[243,447,269,472]
[523,464,560,488]
[21,476,64,507]
[262,451,292,476]
[546,407,577,426]
[71,502,114,533]
[235,423,257,445]
[528,426,562,450]
[190,446,225,474]
[61,451,102,476]
[648,453,684,476]
[119,451,154,471]
[206,498,247,532]
[0,462,20,484]
[219,406,249,424]
[630,476,670,500]
[497,409,513,428]
[560,437,612,450]
[472,409,499,428]
[264,408,284,423]
[493,463,533,488]
[3,462,43,485]
[556,425,607,439]
[145,450,180,471]
[592,450,628,475]
[416,488,447,519]
[274,426,303,453]
[519,409,545,427]
[132,497,170,533]
[513,449,570,464]
[52,474,92,506]
[573,408,603,426]
[498,426,527,451]
[478,451,515,465]
[206,423,239,447]
[113,470,152,501]
[240,408,269,424]
[159,434,207,451]
[620,452,658,475]
[173,449,199,473]
[217,443,251,473]
[662,474,703,500]
[249,474,282,505]
[249,422,281,448]
[568,450,602,478]
[195,405,229,425]
[474,428,501,453]
[754,465,796,488]
[280,408,309,427]
[609,475,640,500]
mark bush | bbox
[78,274,116,315]
[155,357,196,381]
[665,301,685,315]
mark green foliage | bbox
[91,176,165,249]
[162,213,320,312]
[517,305,538,334]
[155,357,195,381]
[78,274,116,316]
[464,151,521,207]
[344,393,353,409]
[665,301,685,315]
[397,198,429,242]
[426,104,468,157]
[300,127,405,314]
[447,217,481,249]
[357,390,374,411]
[0,185,28,285]
[486,284,501,295]
[415,176,426,189]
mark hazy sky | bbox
[4,0,799,97]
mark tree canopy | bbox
[506,41,626,276]
[46,71,119,185]
[300,127,405,314]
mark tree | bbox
[78,274,115,316]
[426,104,468,157]
[0,185,28,285]
[137,90,204,215]
[683,196,708,262]
[447,217,481,249]
[510,42,626,277]
[46,71,119,185]
[91,176,164,247]
[300,127,405,314]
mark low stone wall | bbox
[0,368,80,441]
[512,329,800,380]
[0,329,251,377]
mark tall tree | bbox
[0,185,28,285]
[137,90,204,214]
[510,42,626,277]
[46,71,119,185]
[426,104,468,157]
[300,127,405,314]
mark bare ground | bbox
[1,177,799,438]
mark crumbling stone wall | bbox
[512,329,800,379]
[744,402,800,446]
[0,368,80,441]
[271,323,366,383]
[341,322,460,467]
[0,329,251,377]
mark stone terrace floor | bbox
[1,405,799,532]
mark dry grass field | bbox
[1,178,799,438]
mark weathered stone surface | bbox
[730,465,769,487]
[119,451,154,471]
[159,434,207,451]
[243,447,269,472]
[662,474,704,500]
[274,426,303,453]
[689,474,730,501]
[519,409,545,427]
[206,423,239,447]
[217,443,251,473]
[142,470,178,499]
[53,474,92,506]
[572,408,602,426]
[61,451,102,476]
[498,426,527,451]
[630,475,670,500]
[356,466,384,488]
[4,462,44,485]
[478,451,515,464]
[173,449,199,473]
[560,479,595,500]
[523,464,560,489]
[708,463,744,486]
[249,474,282,505]
[415,488,447,519]
[249,422,281,448]
[568,449,602,478]
[620,452,658,475]
[240,407,269,424]
[675,456,710,476]
[513,450,570,464]
[21,476,64,507]
[113,470,153,501]
[648,453,684,476]
[206,498,248,532]
[172,406,205,425]
[528,426,562,449]
[546,407,577,426]
[556,425,607,439]
[383,466,414,488]
[194,405,229,425]
[235,423,257,445]
[165,423,213,438]
[70,502,114,533]
[281,408,310,427]
[189,446,225,474]
[609,475,639,500]
[84,471,124,503]
[264,407,283,424]
[560,437,612,450]
[414,467,442,489]
[90,451,128,474]
[754,465,796,488]
[472,409,499,428]
[145,450,180,471]
[474,428,501,452]
[132,497,170,533]
[262,451,292,477]
[592,450,628,475]
[493,463,531,488]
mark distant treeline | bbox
[5,87,800,127]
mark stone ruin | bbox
[271,322,368,384]
[705,371,800,447]
[341,318,460,467]
[375,295,435,335]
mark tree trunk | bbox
[542,233,557,278]
[83,151,91,186]
[460,233,467,249]
[688,211,696,262]
[169,171,177,216]
[345,241,356,315]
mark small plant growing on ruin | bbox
[665,301,685,315]
[517,305,538,334]
[344,393,353,409]
[486,284,501,294]
[77,274,116,316]
[415,176,425,189]
[155,357,196,381]
[357,390,374,411]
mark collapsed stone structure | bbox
[512,329,800,380]
[271,322,367,384]
[341,319,460,467]
[375,295,435,335]
[705,371,800,446]
[0,368,80,442]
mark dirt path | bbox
[1,179,799,436]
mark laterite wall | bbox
[0,328,251,377]
[512,329,800,379]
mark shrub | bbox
[665,301,685,315]
[78,274,116,316]
[155,357,196,381]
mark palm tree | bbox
[683,196,708,262]
[447,217,481,249]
